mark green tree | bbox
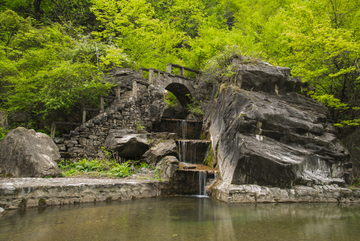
[1,0,96,28]
[91,0,185,70]
[284,4,360,125]
[0,10,114,132]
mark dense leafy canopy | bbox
[0,0,359,132]
[0,9,113,132]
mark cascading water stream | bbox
[179,140,200,164]
[198,172,207,196]
[177,120,213,197]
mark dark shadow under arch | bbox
[165,83,192,108]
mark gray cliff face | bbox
[205,61,351,188]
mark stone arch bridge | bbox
[138,63,201,107]
[51,63,203,162]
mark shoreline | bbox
[0,177,164,210]
[2,177,360,211]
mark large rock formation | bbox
[203,59,351,194]
[104,129,149,158]
[0,128,61,177]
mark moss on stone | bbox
[18,198,27,208]
[38,199,46,207]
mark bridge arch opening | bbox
[165,83,192,108]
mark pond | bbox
[1,196,360,241]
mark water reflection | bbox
[1,197,360,241]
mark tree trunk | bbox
[34,0,42,20]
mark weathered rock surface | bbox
[142,139,178,165]
[0,178,163,210]
[210,180,360,203]
[0,128,61,177]
[204,60,351,190]
[156,156,179,180]
[104,129,149,157]
[232,58,303,93]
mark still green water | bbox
[1,196,360,241]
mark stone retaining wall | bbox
[0,178,164,210]
[210,180,360,203]
[55,83,164,162]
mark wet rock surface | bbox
[204,61,351,190]
[0,128,61,177]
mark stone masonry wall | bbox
[54,69,164,162]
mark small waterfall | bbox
[178,140,187,163]
[178,140,206,164]
[198,172,207,196]
[177,119,187,139]
[154,118,215,197]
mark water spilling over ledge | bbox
[178,140,211,164]
[152,118,203,139]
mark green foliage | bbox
[185,94,204,116]
[273,3,360,126]
[90,0,185,70]
[204,143,213,167]
[0,127,10,140]
[38,198,46,206]
[2,0,360,157]
[136,122,145,132]
[1,0,96,28]
[154,168,162,182]
[200,45,242,79]
[135,161,151,169]
[109,162,132,177]
[164,91,180,108]
[58,159,133,178]
[352,176,360,187]
[101,146,113,160]
[0,10,115,131]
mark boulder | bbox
[204,62,351,189]
[142,139,178,165]
[155,156,179,180]
[104,129,149,157]
[232,58,303,93]
[0,128,61,177]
